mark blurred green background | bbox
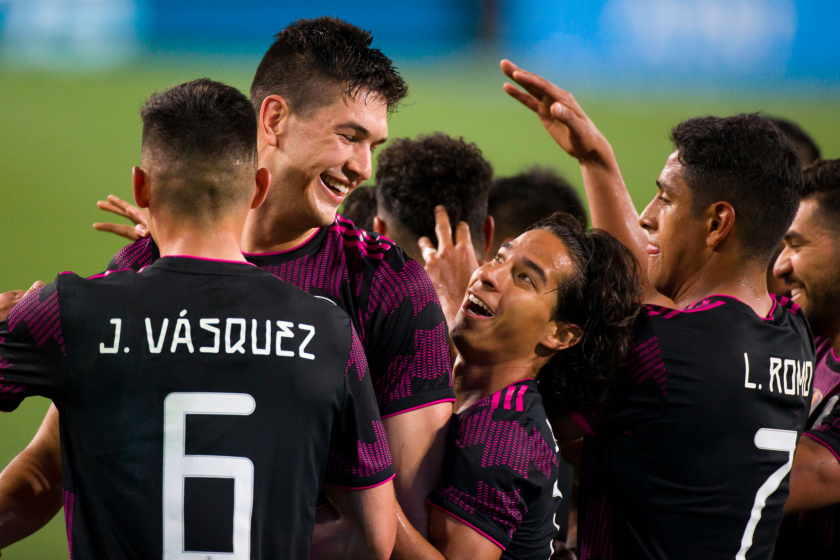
[1,57,839,558]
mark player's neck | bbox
[240,190,320,254]
[154,223,248,264]
[671,258,772,317]
[452,355,536,412]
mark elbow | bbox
[361,514,396,560]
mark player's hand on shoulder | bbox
[93,194,150,241]
[418,206,480,327]
[500,59,613,167]
[0,281,44,322]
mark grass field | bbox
[1,56,839,558]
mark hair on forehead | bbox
[803,159,840,234]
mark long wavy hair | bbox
[531,212,643,414]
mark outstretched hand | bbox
[0,281,45,322]
[418,206,481,328]
[501,59,612,166]
[93,195,150,241]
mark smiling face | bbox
[260,88,389,228]
[450,229,577,367]
[638,151,709,300]
[773,197,840,336]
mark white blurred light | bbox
[603,0,797,71]
[1,0,139,70]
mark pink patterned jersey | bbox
[0,257,393,559]
[575,294,814,560]
[109,215,455,417]
[427,380,562,559]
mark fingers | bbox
[454,221,473,250]
[134,223,151,238]
[417,237,437,264]
[97,200,129,218]
[93,222,140,241]
[503,83,541,113]
[433,206,454,251]
[23,281,44,298]
[501,59,585,118]
[107,195,147,226]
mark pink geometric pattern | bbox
[0,337,25,410]
[345,329,368,381]
[8,288,65,356]
[813,354,840,405]
[111,237,155,270]
[64,490,75,559]
[374,322,451,404]
[439,481,526,538]
[625,337,666,396]
[455,395,558,479]
[327,420,393,478]
[579,494,614,560]
[364,259,439,322]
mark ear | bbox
[541,322,583,353]
[704,201,736,250]
[251,168,272,210]
[259,95,291,149]
[483,215,495,259]
[372,216,387,236]
[132,166,150,209]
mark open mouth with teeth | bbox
[321,173,350,196]
[466,293,494,317]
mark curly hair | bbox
[250,17,408,117]
[802,159,840,234]
[490,167,587,233]
[375,133,493,252]
[531,212,644,413]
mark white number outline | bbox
[736,428,798,560]
[163,392,255,559]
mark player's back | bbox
[578,295,814,560]
[3,256,391,559]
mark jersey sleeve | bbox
[363,254,455,418]
[0,280,67,411]
[107,237,158,272]
[323,327,395,488]
[804,402,840,464]
[427,404,552,551]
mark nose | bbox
[475,258,505,292]
[346,144,373,184]
[639,198,657,232]
[773,245,793,280]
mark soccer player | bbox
[772,159,840,558]
[500,60,813,559]
[391,212,643,560]
[372,132,495,326]
[489,167,587,257]
[0,79,396,559]
[0,16,453,543]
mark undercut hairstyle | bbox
[532,212,643,413]
[802,159,840,234]
[339,186,377,231]
[769,117,821,167]
[375,133,493,253]
[670,114,803,262]
[141,78,258,223]
[250,17,408,117]
[490,167,587,234]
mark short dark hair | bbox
[490,167,587,233]
[141,78,257,220]
[802,159,840,233]
[339,186,377,231]
[769,117,821,167]
[375,133,493,251]
[250,17,408,117]
[532,212,643,412]
[670,113,803,261]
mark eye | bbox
[520,273,534,285]
[494,253,505,264]
[341,134,356,142]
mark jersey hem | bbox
[425,497,506,551]
[323,472,396,491]
[378,388,456,418]
[380,398,456,419]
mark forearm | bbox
[785,436,840,514]
[391,505,445,560]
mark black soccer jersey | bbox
[774,341,840,559]
[427,380,562,559]
[109,215,455,417]
[0,257,393,560]
[573,295,814,560]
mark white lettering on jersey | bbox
[199,319,220,353]
[226,318,246,354]
[275,321,295,357]
[99,318,122,354]
[170,310,194,353]
[768,356,812,396]
[743,353,757,389]
[298,324,315,360]
[251,320,271,356]
[146,318,169,354]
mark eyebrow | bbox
[500,242,512,251]
[521,257,548,286]
[336,122,387,144]
[656,179,674,194]
[783,230,804,242]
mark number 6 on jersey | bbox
[163,392,256,559]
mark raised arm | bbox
[0,405,63,551]
[499,60,656,297]
[311,482,397,560]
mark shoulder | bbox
[108,237,157,272]
[327,215,397,264]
